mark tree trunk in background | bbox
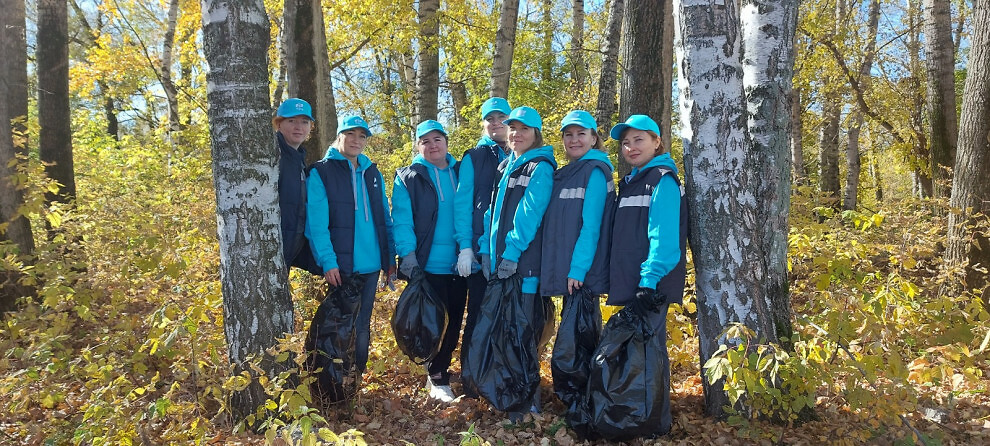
[450,80,470,128]
[416,0,440,122]
[570,0,586,90]
[790,89,806,184]
[594,0,624,131]
[618,0,669,178]
[374,52,404,139]
[162,0,182,133]
[69,0,120,141]
[3,0,29,146]
[675,0,798,418]
[660,0,674,152]
[819,95,841,204]
[843,0,880,211]
[540,0,553,84]
[491,0,520,98]
[923,0,958,198]
[398,51,418,132]
[201,0,295,423]
[947,1,990,300]
[871,149,883,202]
[908,0,933,198]
[0,11,35,259]
[284,0,338,165]
[37,0,75,203]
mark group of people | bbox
[275,96,686,438]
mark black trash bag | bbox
[304,274,368,403]
[390,268,448,364]
[462,275,544,412]
[537,296,556,354]
[552,288,602,409]
[578,306,671,441]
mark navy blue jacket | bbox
[277,132,320,275]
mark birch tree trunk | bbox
[571,0,586,90]
[675,0,798,418]
[790,88,806,184]
[162,0,182,133]
[38,0,75,203]
[618,0,669,178]
[201,0,295,423]
[594,0,624,131]
[284,0,338,165]
[843,0,880,211]
[923,0,958,198]
[908,0,933,198]
[490,0,520,98]
[947,0,990,299]
[416,0,440,122]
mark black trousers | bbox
[424,273,468,384]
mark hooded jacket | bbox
[305,148,395,275]
[277,132,309,263]
[392,153,460,275]
[454,137,508,254]
[608,153,686,305]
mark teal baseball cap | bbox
[276,98,314,121]
[415,120,447,139]
[480,97,511,119]
[338,115,372,136]
[559,110,597,131]
[609,114,661,140]
[502,106,543,130]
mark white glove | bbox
[456,248,474,277]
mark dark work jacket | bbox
[277,132,320,275]
[394,161,460,280]
[540,159,616,296]
[309,158,393,275]
[491,155,556,280]
[463,143,504,253]
[608,166,688,306]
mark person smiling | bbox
[477,105,558,417]
[274,98,321,276]
[391,120,465,403]
[607,114,688,438]
[305,115,396,384]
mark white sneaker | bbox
[426,377,457,403]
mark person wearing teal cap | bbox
[539,110,617,410]
[305,114,396,391]
[474,105,558,418]
[274,98,321,277]
[391,120,466,403]
[605,114,687,438]
[453,97,512,398]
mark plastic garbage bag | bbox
[572,304,671,441]
[390,268,448,364]
[304,274,368,403]
[462,275,545,412]
[552,288,602,409]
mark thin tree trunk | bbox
[416,0,440,122]
[594,0,625,131]
[490,0,520,98]
[285,0,338,165]
[790,88,806,184]
[618,0,669,178]
[819,95,841,203]
[37,0,75,203]
[398,51,418,131]
[162,0,182,133]
[660,0,674,152]
[571,0,586,90]
[908,0,933,198]
[450,80,469,128]
[870,147,883,202]
[0,17,34,259]
[923,0,958,198]
[947,0,990,299]
[201,0,295,424]
[374,52,403,139]
[540,0,553,84]
[3,0,29,147]
[843,0,880,211]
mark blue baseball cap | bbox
[276,98,314,121]
[559,110,597,132]
[337,115,372,137]
[609,115,661,140]
[480,97,511,119]
[502,106,543,130]
[415,120,447,139]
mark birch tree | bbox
[947,0,990,299]
[923,0,958,198]
[570,0,586,90]
[674,0,798,417]
[201,0,294,423]
[490,0,520,98]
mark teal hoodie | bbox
[392,153,459,274]
[626,152,681,290]
[565,149,613,282]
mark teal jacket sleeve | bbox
[478,204,491,256]
[568,168,607,282]
[379,170,396,268]
[502,162,553,262]
[639,174,681,289]
[453,153,475,251]
[391,174,416,258]
[305,172,338,273]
